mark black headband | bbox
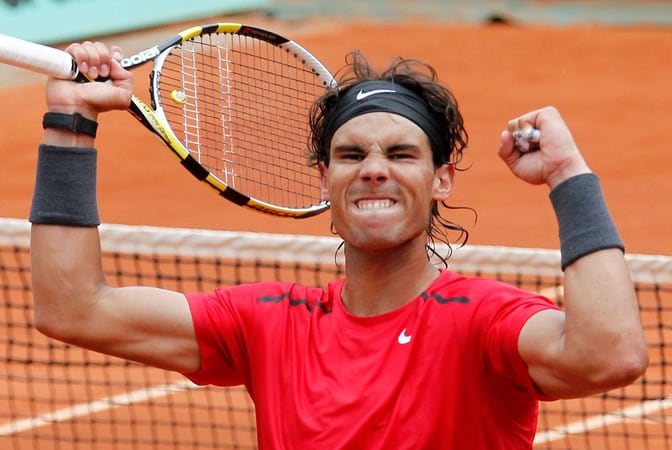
[322,80,445,156]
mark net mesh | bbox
[1,217,671,449]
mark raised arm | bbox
[30,42,200,373]
[499,106,648,398]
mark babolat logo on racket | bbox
[239,25,285,46]
[121,46,161,68]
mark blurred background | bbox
[2,0,672,44]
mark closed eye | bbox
[342,153,365,161]
[387,145,422,160]
[388,151,416,160]
[332,145,366,162]
[331,144,422,162]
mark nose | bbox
[359,153,389,184]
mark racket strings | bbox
[157,32,327,210]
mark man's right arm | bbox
[30,42,202,373]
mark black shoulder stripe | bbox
[427,293,471,305]
[258,293,290,303]
[256,292,331,313]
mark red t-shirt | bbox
[183,270,558,449]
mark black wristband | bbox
[29,145,100,227]
[550,173,624,270]
[42,112,98,138]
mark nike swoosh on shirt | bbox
[397,328,412,345]
[356,89,396,100]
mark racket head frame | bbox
[128,23,334,218]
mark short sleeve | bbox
[481,285,559,400]
[181,286,257,386]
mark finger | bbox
[70,41,112,80]
[79,41,103,79]
[93,42,112,78]
[498,130,517,161]
[110,45,124,62]
[65,43,90,75]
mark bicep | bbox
[518,309,592,398]
[79,286,201,373]
[518,310,608,398]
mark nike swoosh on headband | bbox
[355,89,396,100]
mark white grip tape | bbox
[0,34,77,80]
[511,120,541,153]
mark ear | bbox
[432,164,454,201]
[318,162,330,202]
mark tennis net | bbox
[1,217,671,449]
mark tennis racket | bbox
[0,23,335,218]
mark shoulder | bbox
[427,270,524,301]
[426,271,558,316]
[186,281,331,314]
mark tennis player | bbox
[29,42,647,449]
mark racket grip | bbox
[512,124,541,153]
[0,34,78,80]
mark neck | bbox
[341,240,440,317]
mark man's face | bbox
[319,112,453,251]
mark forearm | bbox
[554,174,647,387]
[30,125,105,339]
[521,173,648,398]
[562,250,646,385]
[31,225,107,339]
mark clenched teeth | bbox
[356,199,394,210]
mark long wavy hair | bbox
[308,50,474,264]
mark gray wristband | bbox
[29,145,100,226]
[550,173,624,270]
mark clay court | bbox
[1,2,671,449]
